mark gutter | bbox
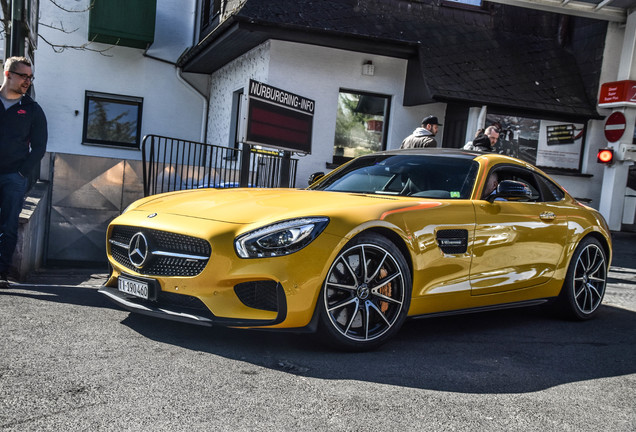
[143,50,209,143]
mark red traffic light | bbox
[597,148,614,165]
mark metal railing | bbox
[141,135,298,196]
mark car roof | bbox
[373,147,483,159]
[366,149,549,178]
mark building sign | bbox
[536,121,584,170]
[598,80,636,108]
[244,80,314,153]
[546,124,576,145]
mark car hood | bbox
[130,188,406,224]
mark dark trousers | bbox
[0,172,28,273]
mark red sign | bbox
[366,120,383,132]
[604,112,626,142]
[599,80,636,107]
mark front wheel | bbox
[557,237,608,320]
[318,232,412,351]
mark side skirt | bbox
[408,298,551,320]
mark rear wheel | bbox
[557,237,608,320]
[318,232,411,351]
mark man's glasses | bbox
[10,71,35,82]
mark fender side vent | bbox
[436,229,468,254]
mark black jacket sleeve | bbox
[19,104,48,176]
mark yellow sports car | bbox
[100,149,612,350]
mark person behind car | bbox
[400,115,442,148]
[463,125,500,152]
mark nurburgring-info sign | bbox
[244,80,315,154]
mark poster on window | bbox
[486,114,584,171]
[536,120,584,169]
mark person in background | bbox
[463,125,500,152]
[400,115,442,148]
[0,56,48,288]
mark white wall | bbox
[208,40,446,186]
[34,0,205,161]
[208,42,271,147]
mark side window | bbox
[535,175,565,202]
[488,166,542,202]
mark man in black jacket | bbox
[463,125,500,152]
[0,56,48,287]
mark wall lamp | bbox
[362,60,375,76]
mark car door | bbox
[470,166,570,295]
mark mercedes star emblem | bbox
[128,232,149,268]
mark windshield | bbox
[310,154,479,199]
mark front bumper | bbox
[99,282,288,328]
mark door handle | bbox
[540,211,556,220]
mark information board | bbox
[244,80,315,153]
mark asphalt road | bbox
[1,233,634,431]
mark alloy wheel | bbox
[323,243,406,342]
[572,243,607,315]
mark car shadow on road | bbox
[119,303,636,394]
[0,284,112,308]
[4,277,634,395]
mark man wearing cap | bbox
[400,115,442,148]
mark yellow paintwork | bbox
[105,152,612,329]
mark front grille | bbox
[234,281,280,312]
[109,225,211,277]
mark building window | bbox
[443,0,483,8]
[82,91,143,149]
[486,113,585,172]
[333,90,390,165]
[229,89,244,150]
[201,0,222,32]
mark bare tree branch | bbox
[39,21,79,35]
[38,32,114,56]
[0,0,112,56]
[48,0,94,13]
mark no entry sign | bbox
[604,112,626,142]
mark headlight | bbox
[235,217,329,258]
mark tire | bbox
[318,232,412,351]
[557,237,608,320]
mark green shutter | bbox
[88,0,156,49]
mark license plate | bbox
[118,276,149,300]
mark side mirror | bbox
[487,180,533,202]
[308,172,325,186]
